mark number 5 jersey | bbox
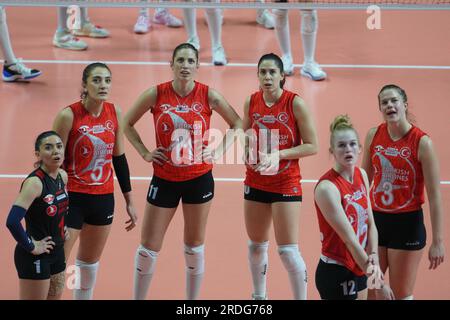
[64,101,118,194]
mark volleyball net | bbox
[1,0,450,10]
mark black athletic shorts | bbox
[66,192,115,230]
[147,171,214,208]
[244,185,302,203]
[315,259,367,300]
[374,209,426,250]
[14,245,66,280]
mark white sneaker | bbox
[187,36,200,50]
[73,22,110,38]
[134,14,150,34]
[53,30,88,51]
[301,61,327,81]
[281,55,294,76]
[256,9,275,29]
[212,46,227,66]
[2,59,42,82]
[153,9,183,28]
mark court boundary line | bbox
[21,60,450,70]
[0,174,449,184]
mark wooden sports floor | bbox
[0,6,449,299]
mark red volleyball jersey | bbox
[64,101,118,194]
[315,167,369,276]
[369,123,426,213]
[244,90,302,195]
[152,81,213,181]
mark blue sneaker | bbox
[2,59,42,82]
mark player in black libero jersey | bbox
[6,131,69,299]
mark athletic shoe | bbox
[53,30,88,50]
[187,36,200,50]
[256,9,275,29]
[73,22,110,38]
[134,14,150,34]
[281,55,294,76]
[301,61,327,81]
[153,9,183,28]
[2,59,42,82]
[212,46,227,66]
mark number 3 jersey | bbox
[64,101,118,194]
[22,168,69,248]
[315,167,369,276]
[369,123,426,213]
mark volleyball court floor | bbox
[0,7,449,299]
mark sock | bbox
[133,245,158,300]
[256,0,265,18]
[274,9,291,58]
[205,2,222,50]
[183,8,197,40]
[80,7,89,26]
[300,9,318,64]
[73,259,99,300]
[248,240,269,298]
[0,7,16,64]
[278,244,307,300]
[57,7,68,33]
[184,244,205,300]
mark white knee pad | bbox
[300,9,318,34]
[135,245,158,275]
[273,9,288,25]
[184,244,205,275]
[75,259,99,290]
[278,244,306,274]
[248,240,269,267]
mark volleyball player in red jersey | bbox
[124,43,241,300]
[362,85,445,300]
[242,53,317,300]
[314,115,393,300]
[52,62,138,300]
[6,131,68,299]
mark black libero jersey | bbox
[22,168,68,248]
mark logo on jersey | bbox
[80,145,92,158]
[161,122,172,134]
[261,115,276,124]
[277,112,289,123]
[46,205,58,217]
[252,113,261,121]
[192,103,203,113]
[160,104,171,112]
[376,145,412,159]
[400,147,411,158]
[105,120,115,131]
[43,194,55,205]
[176,105,190,113]
[78,125,90,134]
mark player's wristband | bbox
[113,154,132,193]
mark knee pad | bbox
[184,244,205,275]
[278,244,306,274]
[273,9,288,25]
[135,245,158,275]
[301,9,318,34]
[248,240,269,266]
[75,259,99,290]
